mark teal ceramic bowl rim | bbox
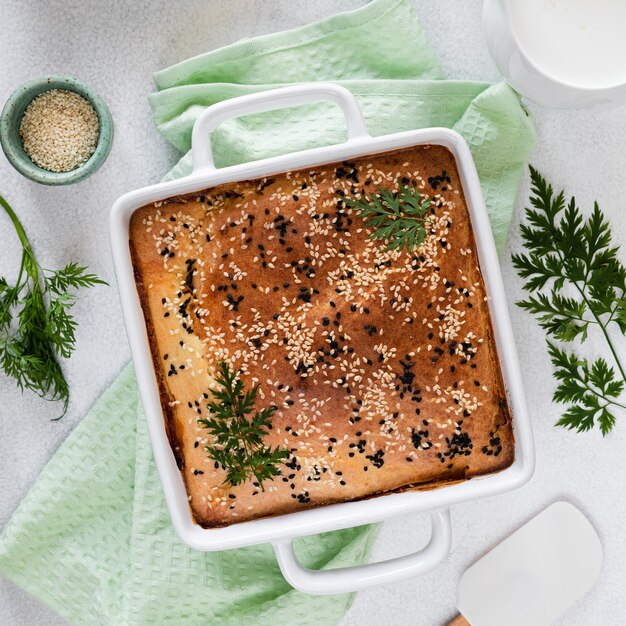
[0,75,113,185]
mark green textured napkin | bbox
[0,1,535,624]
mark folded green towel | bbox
[0,1,535,624]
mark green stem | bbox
[581,376,626,412]
[0,194,39,283]
[596,318,626,384]
[552,243,626,386]
[605,293,626,326]
[1,194,31,251]
[570,276,626,385]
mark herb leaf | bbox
[46,261,105,294]
[199,361,289,490]
[0,194,107,417]
[517,291,590,342]
[549,343,624,435]
[513,168,626,434]
[344,180,432,252]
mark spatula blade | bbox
[457,502,602,626]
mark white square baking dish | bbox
[110,83,534,595]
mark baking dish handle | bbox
[272,508,452,595]
[191,83,370,172]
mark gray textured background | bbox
[1,1,625,624]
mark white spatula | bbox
[447,502,602,626]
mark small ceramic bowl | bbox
[0,75,113,185]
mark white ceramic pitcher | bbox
[483,0,626,109]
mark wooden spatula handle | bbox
[447,615,470,626]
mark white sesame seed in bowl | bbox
[0,75,113,185]
[20,89,100,173]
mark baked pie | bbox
[129,145,514,528]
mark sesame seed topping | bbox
[130,146,512,526]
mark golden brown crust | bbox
[129,145,514,528]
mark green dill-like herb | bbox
[199,361,289,490]
[512,167,626,435]
[344,180,432,252]
[0,193,107,418]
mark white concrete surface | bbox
[0,1,624,624]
